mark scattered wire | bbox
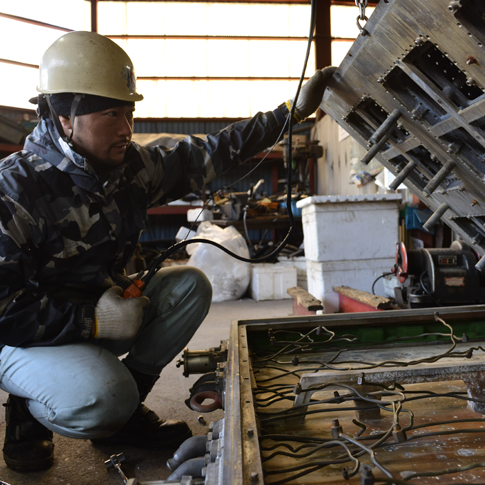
[253,315,485,484]
[376,462,485,482]
[152,0,320,268]
[253,314,476,375]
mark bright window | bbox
[330,5,375,66]
[0,0,89,30]
[0,1,375,117]
[98,2,314,118]
[98,2,311,37]
[137,79,301,118]
[0,64,39,109]
[0,0,91,110]
[0,18,66,66]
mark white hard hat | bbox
[37,31,143,102]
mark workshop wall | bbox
[134,120,230,138]
[140,160,277,243]
[133,121,305,246]
[312,114,380,197]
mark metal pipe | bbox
[108,34,309,41]
[424,161,456,195]
[167,435,208,472]
[360,135,389,165]
[167,457,206,480]
[0,58,38,70]
[475,256,485,272]
[369,109,402,146]
[0,12,71,32]
[90,0,98,33]
[422,203,450,232]
[388,160,417,191]
[138,76,308,81]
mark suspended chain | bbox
[355,0,369,35]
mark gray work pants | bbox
[0,266,212,439]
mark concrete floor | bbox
[0,298,293,485]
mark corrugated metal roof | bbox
[134,120,230,135]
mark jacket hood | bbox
[23,118,116,195]
[24,118,91,174]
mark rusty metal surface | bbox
[320,0,485,259]
[260,381,485,484]
[235,307,485,484]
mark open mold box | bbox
[228,306,485,484]
[320,0,485,262]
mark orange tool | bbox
[121,248,170,299]
[122,277,146,299]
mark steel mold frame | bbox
[224,304,485,485]
[319,0,485,262]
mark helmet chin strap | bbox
[45,93,84,147]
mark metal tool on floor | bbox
[104,453,204,485]
[105,453,138,485]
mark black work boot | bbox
[91,364,192,449]
[3,395,54,472]
[91,403,192,448]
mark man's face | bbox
[59,105,135,174]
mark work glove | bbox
[93,286,150,340]
[286,66,337,123]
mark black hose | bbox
[167,457,206,480]
[420,270,441,306]
[140,0,319,286]
[167,435,208,471]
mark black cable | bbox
[372,272,394,295]
[175,116,289,244]
[259,386,485,482]
[254,326,321,363]
[254,316,467,373]
[252,326,361,363]
[264,426,395,485]
[263,427,485,484]
[259,390,485,480]
[251,276,485,484]
[340,432,395,480]
[376,462,485,483]
[141,0,319,283]
[262,438,359,465]
[403,392,485,407]
[258,383,404,422]
[253,322,467,361]
[420,270,441,306]
[221,120,289,191]
[264,461,345,485]
[262,422,485,483]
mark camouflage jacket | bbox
[0,107,287,348]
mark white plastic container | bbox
[250,264,297,301]
[277,256,308,290]
[306,258,395,313]
[296,194,401,262]
[187,208,213,222]
[175,226,197,242]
